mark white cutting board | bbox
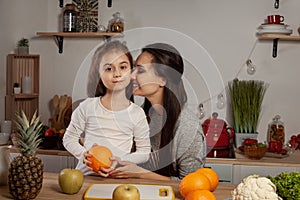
[83,183,175,200]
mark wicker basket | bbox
[244,145,267,159]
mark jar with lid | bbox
[267,115,285,144]
[63,3,77,32]
[108,12,124,33]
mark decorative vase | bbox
[235,132,258,148]
[17,46,29,54]
[13,87,21,94]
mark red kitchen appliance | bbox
[202,112,235,154]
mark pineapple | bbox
[8,111,44,200]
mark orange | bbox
[185,189,216,200]
[196,168,219,192]
[179,172,211,197]
[87,145,112,172]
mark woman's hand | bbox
[108,160,149,179]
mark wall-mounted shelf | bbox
[6,54,40,129]
[13,93,39,99]
[36,32,122,53]
[258,34,300,58]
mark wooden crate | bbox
[5,54,40,130]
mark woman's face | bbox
[131,51,165,97]
[99,50,131,92]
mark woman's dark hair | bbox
[87,40,133,99]
[141,43,187,176]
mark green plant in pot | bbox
[228,78,268,148]
[17,38,29,54]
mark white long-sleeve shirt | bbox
[63,97,151,175]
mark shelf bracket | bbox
[272,38,279,58]
[59,0,63,8]
[54,36,64,54]
[274,0,279,9]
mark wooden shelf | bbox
[5,54,40,129]
[36,32,122,53]
[258,34,300,40]
[13,93,39,99]
[258,34,300,58]
[36,32,121,37]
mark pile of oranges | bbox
[179,168,219,200]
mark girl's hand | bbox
[95,156,121,177]
[83,150,95,172]
[108,161,148,179]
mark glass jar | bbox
[63,3,77,32]
[108,12,124,33]
[267,115,285,144]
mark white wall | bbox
[1,0,300,143]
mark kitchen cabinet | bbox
[9,152,78,173]
[5,54,40,130]
[36,32,122,53]
[207,150,300,184]
[204,163,233,183]
[258,33,300,57]
[233,165,299,184]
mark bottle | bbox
[63,3,77,32]
[267,115,285,144]
[109,12,124,33]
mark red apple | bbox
[243,139,258,145]
[44,128,54,137]
[58,168,84,194]
[291,135,297,140]
[289,139,297,148]
[112,184,140,200]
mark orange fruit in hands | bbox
[179,172,211,197]
[87,145,112,172]
[196,168,219,191]
[185,189,216,200]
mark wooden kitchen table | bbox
[0,172,235,200]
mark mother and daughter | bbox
[63,40,206,181]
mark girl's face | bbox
[131,51,166,97]
[99,50,131,92]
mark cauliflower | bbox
[232,175,282,200]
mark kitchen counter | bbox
[9,146,300,167]
[0,172,236,200]
[206,149,300,167]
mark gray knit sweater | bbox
[140,106,206,181]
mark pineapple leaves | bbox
[15,110,44,155]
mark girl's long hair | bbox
[141,43,187,176]
[87,40,134,99]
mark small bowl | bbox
[244,145,267,159]
[0,132,10,145]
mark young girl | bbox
[63,40,151,176]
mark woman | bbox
[109,43,206,181]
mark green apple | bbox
[58,168,84,194]
[112,184,140,200]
